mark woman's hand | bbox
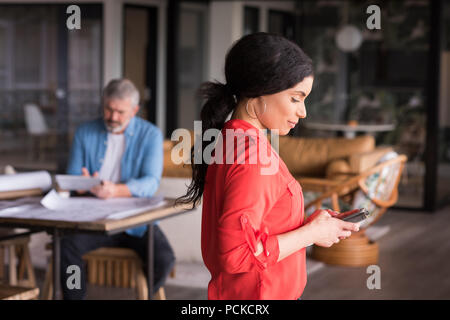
[305,211,359,248]
[304,209,332,225]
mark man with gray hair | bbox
[62,78,174,299]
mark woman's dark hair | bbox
[176,32,313,208]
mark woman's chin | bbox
[279,128,291,136]
[266,126,291,136]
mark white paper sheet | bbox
[55,175,101,191]
[0,171,52,192]
[0,190,167,222]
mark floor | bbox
[31,205,450,300]
[302,206,450,300]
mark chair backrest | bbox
[278,135,375,177]
[24,103,48,135]
[352,151,404,228]
[3,165,16,175]
[304,153,407,229]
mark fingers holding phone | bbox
[306,211,359,248]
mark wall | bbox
[208,1,243,82]
[155,177,203,262]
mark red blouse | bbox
[202,119,306,300]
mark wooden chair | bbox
[0,187,41,289]
[0,232,37,288]
[42,246,174,300]
[0,284,39,300]
[303,153,407,267]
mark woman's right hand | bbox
[306,211,359,248]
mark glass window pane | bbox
[244,6,259,35]
[177,4,208,131]
[68,17,102,134]
[296,0,429,208]
[268,10,295,40]
[0,4,102,172]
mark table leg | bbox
[147,223,154,300]
[52,229,61,300]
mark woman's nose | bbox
[297,104,307,119]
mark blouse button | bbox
[266,251,270,257]
[242,217,248,224]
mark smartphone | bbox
[326,208,371,223]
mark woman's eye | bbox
[291,97,300,103]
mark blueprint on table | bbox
[0,189,166,222]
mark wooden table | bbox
[0,196,193,300]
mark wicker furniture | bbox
[303,153,407,267]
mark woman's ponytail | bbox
[199,81,236,131]
[175,81,236,208]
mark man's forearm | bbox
[126,175,160,198]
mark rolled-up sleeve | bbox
[217,161,282,274]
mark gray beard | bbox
[105,120,129,133]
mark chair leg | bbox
[122,260,129,288]
[17,244,36,288]
[0,247,4,283]
[135,267,148,300]
[113,260,121,287]
[8,245,17,285]
[24,245,37,287]
[87,258,96,285]
[42,260,53,300]
[17,246,26,281]
[134,269,166,300]
[154,287,166,300]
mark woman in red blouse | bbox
[177,33,359,300]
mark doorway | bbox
[123,4,158,124]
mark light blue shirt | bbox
[67,116,163,237]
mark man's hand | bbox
[77,167,99,194]
[91,180,116,199]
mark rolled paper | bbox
[0,171,52,192]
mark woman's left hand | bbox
[304,209,335,225]
[304,209,354,241]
